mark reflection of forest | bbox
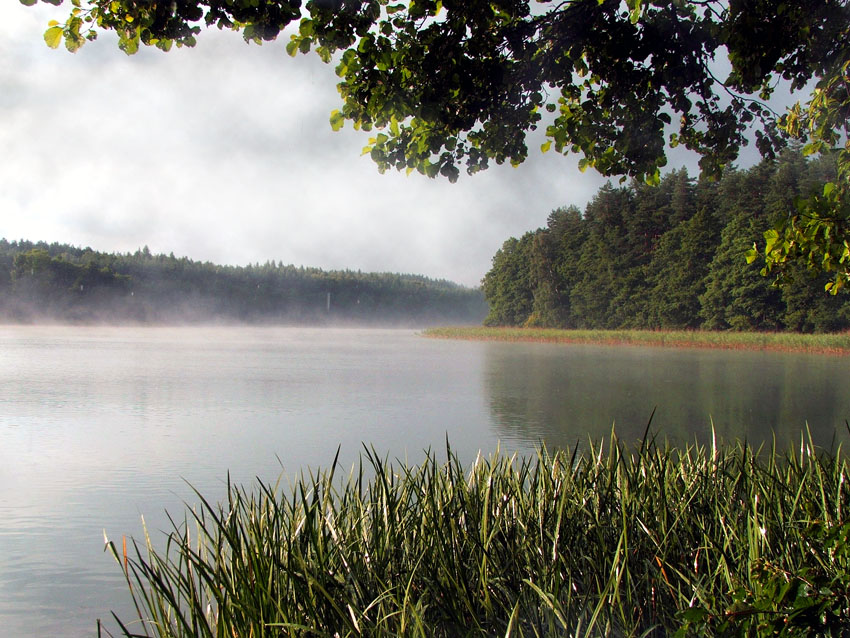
[483,342,850,451]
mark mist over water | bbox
[1,325,848,636]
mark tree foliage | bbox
[26,0,850,285]
[483,151,850,332]
[0,239,486,325]
[754,54,850,293]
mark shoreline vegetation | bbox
[480,154,850,335]
[423,326,850,355]
[109,436,850,637]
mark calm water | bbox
[0,325,848,636]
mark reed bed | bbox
[423,327,850,355]
[107,434,850,637]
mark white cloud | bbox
[0,3,621,286]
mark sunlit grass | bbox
[106,432,850,637]
[423,326,850,354]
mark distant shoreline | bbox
[423,326,850,355]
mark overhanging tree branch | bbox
[24,0,850,288]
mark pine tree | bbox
[482,234,535,326]
[645,208,719,329]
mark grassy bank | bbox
[423,326,850,355]
[109,436,850,637]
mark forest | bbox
[482,149,850,333]
[0,240,487,326]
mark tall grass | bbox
[423,327,850,355]
[107,434,850,637]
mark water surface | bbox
[0,325,847,636]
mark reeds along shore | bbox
[423,326,850,355]
[107,435,850,637]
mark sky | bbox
[2,3,741,288]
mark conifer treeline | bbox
[0,240,487,325]
[483,149,850,332]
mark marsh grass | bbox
[107,433,850,637]
[423,327,850,355]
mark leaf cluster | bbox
[677,519,850,637]
[28,0,849,184]
[756,52,850,293]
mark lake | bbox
[1,325,848,636]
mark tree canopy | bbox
[25,0,850,289]
[482,151,850,332]
[0,239,487,324]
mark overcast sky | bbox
[2,3,727,287]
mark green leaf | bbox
[678,607,710,623]
[44,26,64,49]
[763,229,780,253]
[118,31,139,55]
[329,110,345,132]
[823,182,836,197]
[628,0,642,24]
[285,38,299,57]
[645,169,661,186]
[299,19,314,37]
[424,162,440,178]
[745,245,759,264]
[19,0,38,6]
[65,34,84,53]
[540,140,552,153]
